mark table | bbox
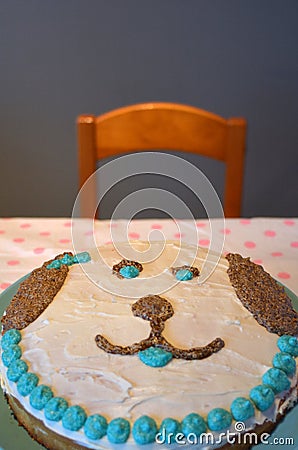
[0,217,297,294]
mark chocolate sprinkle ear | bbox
[1,254,71,333]
[226,253,298,336]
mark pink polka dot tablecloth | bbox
[0,217,297,295]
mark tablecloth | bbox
[0,217,297,294]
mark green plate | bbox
[0,276,297,449]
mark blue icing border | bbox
[132,415,158,444]
[262,368,291,394]
[249,385,275,411]
[158,417,181,444]
[107,418,130,444]
[273,352,296,376]
[181,413,207,437]
[62,405,87,431]
[29,385,53,410]
[1,329,297,444]
[277,335,298,357]
[44,397,69,422]
[84,414,108,440]
[230,397,255,421]
[7,359,28,382]
[2,344,22,367]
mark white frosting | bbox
[1,241,297,449]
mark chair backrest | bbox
[77,102,247,218]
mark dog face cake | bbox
[1,241,297,449]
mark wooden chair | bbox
[77,102,246,218]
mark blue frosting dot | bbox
[1,329,21,350]
[132,415,158,445]
[273,352,296,376]
[207,408,232,431]
[139,347,173,367]
[230,397,255,421]
[7,359,28,382]
[47,260,62,269]
[249,385,275,411]
[119,265,140,279]
[175,269,193,281]
[181,413,207,438]
[62,405,87,431]
[29,385,53,410]
[2,344,22,367]
[60,254,74,266]
[73,252,91,264]
[159,418,181,444]
[107,418,131,444]
[84,414,108,440]
[262,368,290,394]
[277,335,298,357]
[44,397,69,422]
[17,372,39,397]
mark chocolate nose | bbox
[131,295,174,322]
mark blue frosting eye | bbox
[230,397,255,421]
[107,417,131,444]
[272,352,296,376]
[277,335,298,357]
[181,413,207,437]
[132,415,158,444]
[207,408,232,431]
[84,414,108,440]
[262,368,290,394]
[119,265,140,279]
[139,347,173,367]
[44,397,69,422]
[62,405,87,431]
[249,385,275,411]
[175,269,193,281]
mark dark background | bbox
[1,0,297,218]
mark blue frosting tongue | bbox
[139,347,173,367]
[119,265,140,279]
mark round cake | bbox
[0,241,297,449]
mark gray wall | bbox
[1,0,297,218]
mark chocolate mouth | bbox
[95,294,225,360]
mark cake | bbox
[1,241,298,449]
